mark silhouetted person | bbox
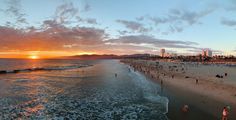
[182,105,189,113]
[222,107,229,120]
[196,79,198,84]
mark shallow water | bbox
[0,59,168,119]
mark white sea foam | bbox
[128,66,169,114]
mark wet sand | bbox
[121,59,236,120]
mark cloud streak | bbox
[54,2,79,24]
[221,18,236,27]
[4,0,27,26]
[225,0,236,11]
[0,24,106,51]
[135,7,216,34]
[107,35,198,49]
[0,22,202,55]
[83,3,91,12]
[116,20,151,33]
[77,17,98,25]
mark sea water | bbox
[0,59,168,119]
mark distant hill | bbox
[59,54,154,60]
[62,54,119,60]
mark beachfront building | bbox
[160,49,165,57]
[171,53,178,58]
[206,49,212,57]
[202,49,212,57]
[165,53,177,58]
[202,50,207,57]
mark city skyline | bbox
[0,0,236,58]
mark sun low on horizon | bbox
[28,55,40,59]
[19,51,98,59]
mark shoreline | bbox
[121,59,236,119]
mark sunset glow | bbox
[29,55,39,59]
[77,52,96,55]
[0,0,235,58]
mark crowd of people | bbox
[121,59,233,119]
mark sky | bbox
[0,0,236,58]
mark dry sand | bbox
[121,59,236,119]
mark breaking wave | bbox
[127,66,169,114]
[0,64,92,74]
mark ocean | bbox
[0,59,168,119]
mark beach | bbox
[0,59,235,119]
[121,59,236,119]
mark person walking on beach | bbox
[181,104,189,113]
[222,107,229,120]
